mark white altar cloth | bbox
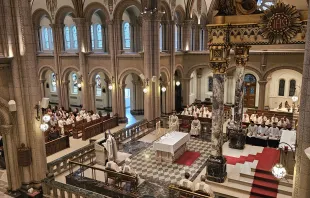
[153,131,190,154]
[279,130,296,151]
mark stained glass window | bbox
[208,76,213,92]
[200,29,204,51]
[257,0,274,11]
[96,74,102,96]
[289,79,296,96]
[51,73,57,92]
[41,27,54,51]
[244,74,256,83]
[91,25,95,50]
[123,22,131,49]
[49,28,54,50]
[43,27,49,49]
[96,24,103,49]
[72,73,78,94]
[64,26,71,50]
[278,79,285,96]
[72,26,78,49]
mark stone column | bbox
[0,125,21,192]
[118,84,127,122]
[206,45,230,183]
[226,76,233,104]
[89,82,95,112]
[169,21,176,111]
[61,81,70,110]
[39,79,46,98]
[197,69,203,100]
[258,81,267,110]
[73,18,90,110]
[293,3,310,197]
[229,46,250,150]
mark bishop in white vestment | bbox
[190,117,201,136]
[169,113,179,131]
[104,133,118,162]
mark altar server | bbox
[194,175,214,197]
[258,113,267,124]
[252,114,260,124]
[106,156,120,172]
[179,172,193,191]
[91,112,97,121]
[169,112,179,131]
[256,122,269,147]
[246,121,258,145]
[86,112,92,122]
[122,158,136,175]
[190,116,201,136]
[181,108,189,115]
[106,131,118,162]
[278,118,287,128]
[268,123,281,148]
[76,113,82,122]
[242,112,250,123]
[271,114,279,123]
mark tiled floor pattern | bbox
[129,138,213,185]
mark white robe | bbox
[179,179,193,191]
[257,126,269,139]
[242,114,250,123]
[169,115,179,131]
[86,115,92,122]
[271,117,279,123]
[250,114,256,121]
[190,119,201,135]
[278,121,287,128]
[106,161,120,172]
[91,114,97,120]
[268,127,281,140]
[181,110,189,115]
[247,125,258,137]
[194,182,214,197]
[76,116,82,122]
[104,135,118,162]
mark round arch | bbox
[263,66,303,81]
[227,64,263,80]
[174,64,184,78]
[186,63,210,78]
[61,66,79,82]
[84,2,110,23]
[118,67,144,85]
[160,66,171,82]
[89,67,112,83]
[54,6,77,24]
[38,65,56,80]
[32,8,52,27]
[113,0,142,20]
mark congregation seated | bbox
[48,127,60,141]
[194,175,214,198]
[179,172,193,191]
[190,116,201,136]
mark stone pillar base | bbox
[118,117,128,123]
[228,129,246,150]
[206,155,227,183]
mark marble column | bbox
[206,45,230,183]
[258,81,267,110]
[226,76,233,104]
[0,125,20,192]
[293,3,310,197]
[229,46,250,150]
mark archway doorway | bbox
[244,74,256,108]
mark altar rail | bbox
[66,161,139,198]
[82,116,118,140]
[47,143,95,176]
[169,185,211,198]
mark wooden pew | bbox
[45,135,70,156]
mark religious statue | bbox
[278,102,282,109]
[169,112,179,131]
[190,117,201,136]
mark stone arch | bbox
[186,63,210,78]
[118,67,144,85]
[160,66,171,83]
[54,6,77,24]
[160,0,172,21]
[174,5,185,23]
[61,66,79,82]
[263,66,303,81]
[89,67,112,83]
[0,97,11,126]
[113,0,142,20]
[84,2,110,23]
[32,8,52,27]
[174,64,184,78]
[38,65,56,80]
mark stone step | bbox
[250,168,293,180]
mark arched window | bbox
[72,73,78,94]
[96,24,103,49]
[278,79,285,96]
[175,24,178,50]
[41,27,54,50]
[95,74,102,96]
[51,73,57,92]
[159,24,163,51]
[208,76,213,92]
[123,22,131,49]
[72,26,78,49]
[91,24,103,51]
[200,29,204,51]
[64,26,71,50]
[91,25,95,49]
[257,0,274,11]
[289,79,296,96]
[244,74,256,83]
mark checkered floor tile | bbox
[130,138,213,185]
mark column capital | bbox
[0,125,13,135]
[258,81,268,85]
[119,83,126,89]
[73,18,86,25]
[209,45,231,74]
[234,45,251,67]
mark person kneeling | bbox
[194,175,214,197]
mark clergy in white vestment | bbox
[268,123,281,148]
[257,123,269,139]
[277,118,287,128]
[86,113,92,122]
[252,114,259,124]
[106,156,120,172]
[265,119,271,126]
[181,108,189,115]
[122,158,136,176]
[91,113,97,120]
[283,116,290,125]
[207,112,212,118]
[246,121,257,145]
[179,172,193,191]
[76,113,82,122]
[258,113,267,124]
[194,175,215,197]
[271,114,279,123]
[190,116,201,136]
[242,113,250,123]
[250,112,257,121]
[169,112,179,131]
[105,132,118,162]
[66,118,74,125]
[58,118,65,134]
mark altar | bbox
[153,131,190,163]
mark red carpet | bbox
[224,147,280,198]
[175,151,200,166]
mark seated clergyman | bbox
[179,172,193,191]
[106,156,120,172]
[122,158,136,176]
[268,122,281,140]
[169,112,179,131]
[257,122,269,139]
[190,116,201,136]
[194,175,214,197]
[181,108,189,115]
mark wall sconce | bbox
[143,87,148,93]
[108,84,113,90]
[176,81,181,86]
[77,83,82,88]
[143,78,149,93]
[272,163,287,179]
[305,147,310,160]
[161,87,167,92]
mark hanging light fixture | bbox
[40,123,49,132]
[143,87,148,93]
[161,87,167,92]
[272,163,287,179]
[176,81,181,86]
[42,114,51,123]
[77,83,82,88]
[108,84,113,90]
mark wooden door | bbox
[244,74,256,108]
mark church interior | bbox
[0,0,309,197]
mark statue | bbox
[278,102,282,109]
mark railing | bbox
[82,116,118,140]
[47,143,95,176]
[169,185,211,198]
[66,161,138,197]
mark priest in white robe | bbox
[106,156,120,172]
[104,132,118,162]
[242,113,250,123]
[190,116,201,136]
[169,112,179,131]
[181,108,189,115]
[179,172,193,191]
[268,123,281,148]
[271,114,279,123]
[255,122,269,147]
[194,175,214,197]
